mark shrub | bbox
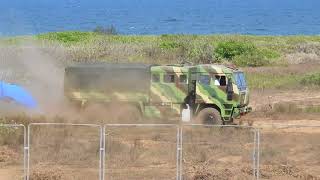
[214,41,256,60]
[159,34,187,50]
[187,42,216,63]
[159,41,181,50]
[234,51,270,67]
[300,73,320,86]
[93,25,118,35]
[37,31,95,43]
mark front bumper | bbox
[231,106,252,119]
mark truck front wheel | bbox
[196,108,223,125]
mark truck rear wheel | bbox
[196,108,223,125]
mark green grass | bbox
[1,31,319,66]
[37,31,99,44]
[301,72,320,86]
[1,31,320,89]
[246,73,301,89]
[246,71,320,89]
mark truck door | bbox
[150,72,188,116]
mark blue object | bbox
[0,81,37,109]
[234,72,247,91]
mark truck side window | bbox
[198,75,210,85]
[215,75,227,86]
[164,74,175,83]
[152,74,160,82]
[179,75,187,83]
[220,76,227,86]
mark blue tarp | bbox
[0,81,37,109]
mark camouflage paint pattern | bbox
[65,64,250,122]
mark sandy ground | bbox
[1,89,320,180]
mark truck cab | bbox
[147,64,251,124]
[189,64,251,124]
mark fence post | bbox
[253,128,260,180]
[99,126,105,180]
[23,125,28,180]
[256,129,260,180]
[253,129,257,179]
[0,124,27,180]
[26,124,31,180]
[26,123,101,180]
[176,127,179,180]
[180,126,183,180]
[176,126,183,180]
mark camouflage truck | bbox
[64,63,251,124]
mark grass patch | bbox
[246,70,320,89]
[37,31,99,44]
[246,73,301,89]
[304,106,320,113]
[301,72,320,86]
[1,31,320,66]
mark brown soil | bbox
[1,57,320,179]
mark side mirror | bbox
[226,79,233,101]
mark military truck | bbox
[64,63,251,124]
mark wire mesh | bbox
[181,125,257,180]
[259,125,320,179]
[27,123,101,180]
[0,124,26,180]
[104,124,178,180]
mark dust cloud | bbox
[0,41,77,119]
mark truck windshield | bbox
[234,72,247,91]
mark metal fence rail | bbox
[27,123,103,180]
[104,124,179,180]
[3,123,320,180]
[258,124,320,180]
[181,124,259,180]
[0,124,26,180]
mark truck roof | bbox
[65,63,238,74]
[195,64,235,74]
[150,64,236,74]
[66,63,152,71]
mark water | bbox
[1,0,320,36]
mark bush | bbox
[159,41,181,50]
[37,31,96,43]
[93,25,118,35]
[187,42,215,63]
[301,73,320,86]
[234,51,270,67]
[159,34,187,50]
[214,41,256,60]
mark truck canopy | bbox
[65,63,151,93]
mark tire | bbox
[195,107,223,125]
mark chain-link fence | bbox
[259,125,320,180]
[2,123,320,180]
[181,125,259,180]
[104,124,179,180]
[0,124,26,180]
[27,123,102,180]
